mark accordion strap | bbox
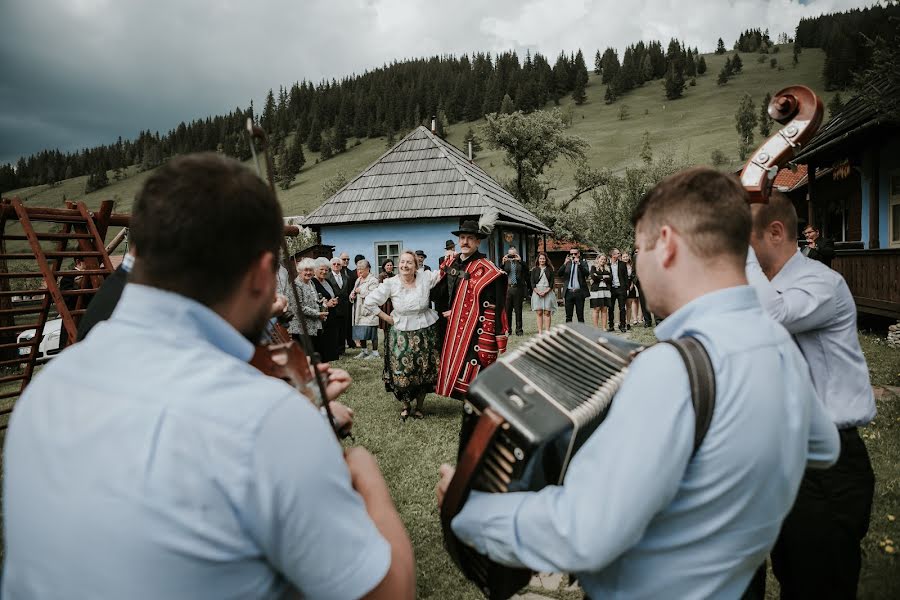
[440,407,505,566]
[662,337,716,457]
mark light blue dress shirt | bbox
[3,284,390,600]
[746,247,876,428]
[452,286,839,599]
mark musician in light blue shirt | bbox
[437,167,839,599]
[3,154,414,600]
[746,192,875,598]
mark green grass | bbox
[0,308,896,597]
[3,46,838,220]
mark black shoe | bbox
[606,328,614,332]
[626,324,632,331]
[515,330,524,336]
[619,327,627,333]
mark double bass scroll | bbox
[739,85,824,204]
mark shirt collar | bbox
[770,249,805,290]
[113,284,255,362]
[655,285,759,341]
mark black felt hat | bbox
[451,220,487,239]
[415,250,427,258]
[444,239,455,250]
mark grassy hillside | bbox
[4,46,837,220]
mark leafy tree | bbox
[321,169,348,200]
[735,93,758,160]
[716,38,726,54]
[770,58,778,69]
[759,92,772,137]
[640,131,653,165]
[710,148,728,167]
[697,55,707,75]
[481,109,588,210]
[618,104,630,120]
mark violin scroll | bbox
[739,85,824,204]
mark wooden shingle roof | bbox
[302,126,551,233]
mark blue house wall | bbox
[320,219,491,270]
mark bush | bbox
[710,148,727,167]
[757,55,767,64]
[770,58,778,69]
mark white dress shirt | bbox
[363,270,442,331]
[746,247,876,428]
[610,260,620,287]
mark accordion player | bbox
[439,323,645,599]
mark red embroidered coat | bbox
[435,251,509,399]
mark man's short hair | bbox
[130,153,282,307]
[354,254,365,263]
[632,166,751,262]
[753,191,798,237]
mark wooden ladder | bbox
[0,199,114,427]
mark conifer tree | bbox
[572,69,588,104]
[307,116,322,152]
[717,67,729,86]
[261,89,277,134]
[828,93,845,118]
[697,55,707,75]
[731,52,743,73]
[499,93,516,114]
[735,93,758,160]
[640,131,653,165]
[759,92,772,137]
[716,38,726,54]
[664,62,686,100]
[594,50,602,75]
[278,134,306,190]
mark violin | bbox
[739,85,824,203]
[245,120,344,437]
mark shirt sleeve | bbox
[362,280,391,316]
[805,387,841,469]
[746,250,837,334]
[451,345,694,573]
[246,395,391,600]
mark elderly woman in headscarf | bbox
[364,250,441,421]
[349,259,380,359]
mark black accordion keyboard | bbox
[444,323,645,599]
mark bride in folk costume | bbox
[434,212,509,399]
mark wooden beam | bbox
[869,146,880,249]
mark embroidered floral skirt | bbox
[383,323,440,403]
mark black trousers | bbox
[750,428,874,600]
[564,290,585,322]
[608,287,627,330]
[506,285,525,333]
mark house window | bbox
[375,241,402,269]
[891,174,900,247]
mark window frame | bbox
[374,241,403,269]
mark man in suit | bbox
[557,247,589,323]
[328,255,352,356]
[608,248,629,332]
[502,247,530,336]
[339,252,357,349]
[801,224,835,268]
[415,250,431,272]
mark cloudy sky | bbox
[0,0,870,166]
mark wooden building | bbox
[302,126,551,270]
[790,80,900,319]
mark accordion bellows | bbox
[441,323,644,600]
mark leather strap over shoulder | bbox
[662,337,716,457]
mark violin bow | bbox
[739,85,824,203]
[246,119,339,436]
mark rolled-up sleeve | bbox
[362,280,391,316]
[452,345,694,573]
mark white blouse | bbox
[363,270,442,331]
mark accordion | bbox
[440,323,645,600]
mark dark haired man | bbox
[3,153,414,600]
[747,192,875,599]
[801,223,835,267]
[557,247,588,323]
[501,247,530,335]
[607,248,629,332]
[437,167,838,598]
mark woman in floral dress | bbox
[364,251,441,420]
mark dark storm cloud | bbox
[0,0,866,166]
